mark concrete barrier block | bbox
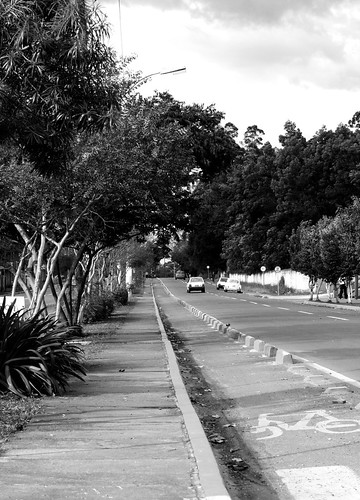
[245,336,255,348]
[264,343,277,357]
[254,339,265,353]
[275,349,293,365]
[237,332,246,343]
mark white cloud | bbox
[100,0,360,145]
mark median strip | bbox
[158,279,295,365]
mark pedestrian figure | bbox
[338,279,348,299]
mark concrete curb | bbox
[152,286,231,500]
[158,280,294,365]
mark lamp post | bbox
[132,67,186,89]
[207,265,210,279]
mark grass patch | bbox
[0,393,41,450]
[241,282,303,296]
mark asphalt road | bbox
[154,278,360,499]
[164,278,360,382]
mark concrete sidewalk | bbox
[0,285,229,500]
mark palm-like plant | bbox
[0,0,123,175]
[0,299,86,397]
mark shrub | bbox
[112,286,128,305]
[82,291,115,324]
[0,299,86,397]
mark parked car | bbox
[186,276,205,293]
[216,276,228,290]
[224,278,242,293]
[175,270,186,280]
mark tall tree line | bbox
[174,119,360,276]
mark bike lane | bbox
[153,281,360,499]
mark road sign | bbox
[275,266,281,273]
[260,266,266,272]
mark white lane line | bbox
[276,466,360,499]
[327,316,349,321]
[262,304,271,307]
[250,301,258,305]
[278,307,290,311]
[298,310,313,315]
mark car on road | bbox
[175,270,186,280]
[224,278,242,293]
[216,276,228,290]
[186,276,205,293]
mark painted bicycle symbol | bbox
[251,409,360,440]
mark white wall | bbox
[0,296,26,312]
[231,269,309,292]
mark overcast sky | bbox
[101,0,360,146]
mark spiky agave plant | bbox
[0,299,86,397]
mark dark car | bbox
[175,270,186,280]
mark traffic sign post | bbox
[260,266,266,286]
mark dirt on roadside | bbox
[160,311,279,500]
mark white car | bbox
[186,276,205,293]
[224,278,242,293]
[216,276,228,290]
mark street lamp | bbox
[206,265,210,279]
[132,67,186,89]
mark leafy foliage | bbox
[0,0,124,174]
[291,198,360,292]
[223,136,277,272]
[0,299,86,397]
[112,287,129,306]
[220,120,360,273]
[82,291,115,324]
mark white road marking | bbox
[327,316,349,321]
[276,466,360,499]
[278,307,290,310]
[251,409,360,440]
[298,310,313,315]
[250,301,258,305]
[262,304,271,307]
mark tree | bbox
[222,127,276,273]
[268,122,360,268]
[146,93,242,181]
[0,94,196,323]
[185,176,231,275]
[0,0,125,174]
[290,221,323,300]
[265,121,308,267]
